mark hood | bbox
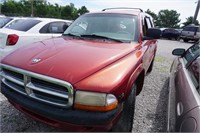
[1,37,137,84]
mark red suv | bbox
[0,8,161,132]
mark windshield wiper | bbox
[63,33,83,39]
[81,34,125,43]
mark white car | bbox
[0,18,72,59]
[0,17,26,28]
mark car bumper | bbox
[1,83,122,131]
[180,36,199,40]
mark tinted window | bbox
[5,19,24,28]
[6,19,41,31]
[188,57,200,92]
[183,42,200,64]
[145,17,153,28]
[0,17,12,28]
[64,14,139,42]
[40,22,69,34]
[183,26,198,32]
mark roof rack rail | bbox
[102,7,143,12]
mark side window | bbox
[40,22,69,34]
[143,16,153,36]
[183,42,200,64]
[188,58,200,93]
[146,17,153,28]
[142,17,148,36]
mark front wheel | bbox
[147,57,155,73]
[183,39,189,42]
[112,84,136,132]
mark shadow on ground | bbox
[146,78,169,132]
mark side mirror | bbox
[143,28,161,40]
[172,48,185,56]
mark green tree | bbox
[145,9,157,24]
[156,9,181,28]
[1,1,89,20]
[78,6,89,15]
[182,16,199,27]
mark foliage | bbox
[145,9,157,24]
[1,0,89,20]
[182,16,199,27]
[156,9,181,28]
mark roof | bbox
[25,17,72,22]
[87,8,142,16]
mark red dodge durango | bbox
[0,8,161,132]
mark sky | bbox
[47,0,200,24]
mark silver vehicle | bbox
[180,25,200,42]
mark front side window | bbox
[183,42,200,95]
[64,13,139,43]
[188,57,200,94]
[40,22,70,34]
[183,42,200,65]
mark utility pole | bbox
[31,0,33,17]
[0,0,3,15]
[193,0,200,23]
[0,4,1,15]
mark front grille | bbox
[0,64,74,108]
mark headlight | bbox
[74,91,118,112]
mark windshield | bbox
[64,13,139,42]
[0,17,12,28]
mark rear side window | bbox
[183,26,198,32]
[0,17,12,28]
[5,19,41,31]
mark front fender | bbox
[74,50,144,103]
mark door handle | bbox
[177,102,183,116]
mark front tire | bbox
[147,57,155,73]
[183,39,188,42]
[112,84,136,132]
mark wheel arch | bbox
[125,64,145,98]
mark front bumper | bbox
[1,83,121,131]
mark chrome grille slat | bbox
[1,72,24,86]
[2,79,26,95]
[0,64,74,108]
[29,92,68,107]
[27,83,69,99]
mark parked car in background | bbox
[168,41,200,132]
[0,16,13,28]
[0,8,161,132]
[0,16,25,28]
[180,25,200,42]
[0,18,72,59]
[161,28,180,40]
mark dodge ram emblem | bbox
[32,58,41,64]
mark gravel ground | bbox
[0,39,193,132]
